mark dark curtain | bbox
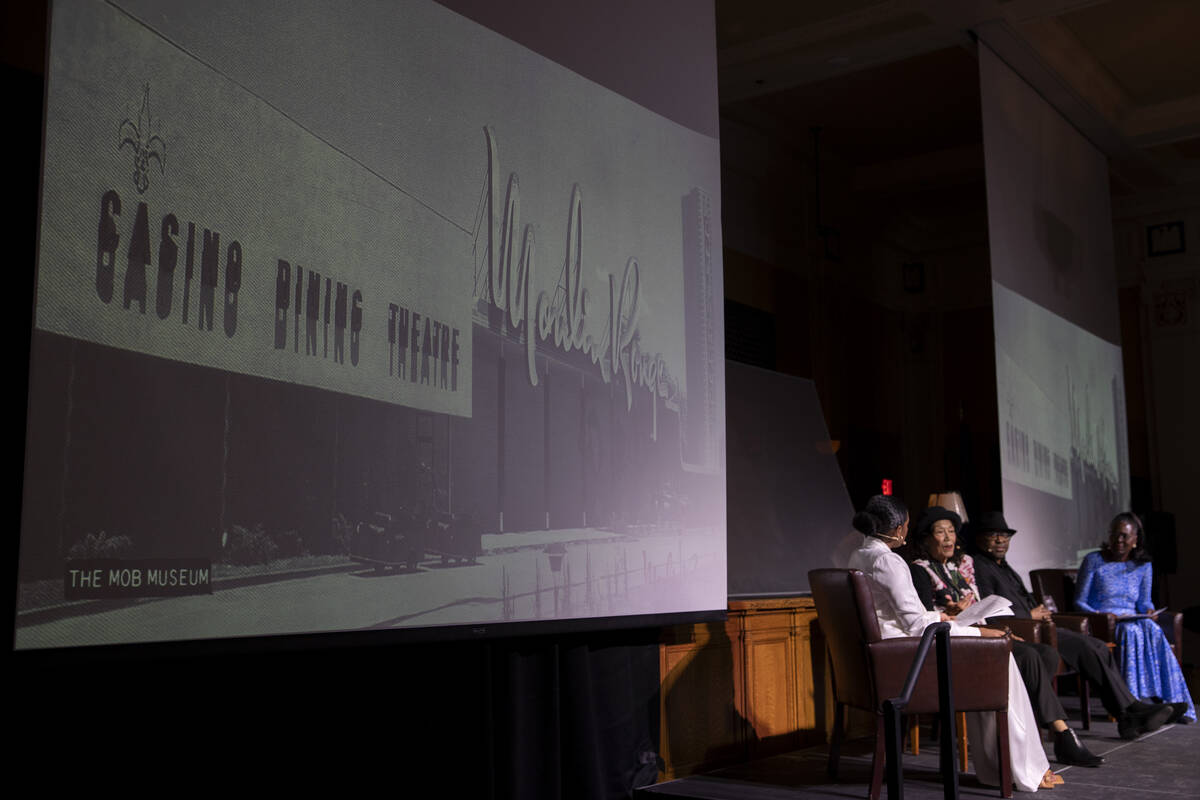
[490,631,663,800]
[9,631,664,799]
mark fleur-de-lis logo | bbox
[118,83,167,194]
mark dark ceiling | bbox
[715,0,1200,192]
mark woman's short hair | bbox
[1103,512,1151,564]
[852,495,909,538]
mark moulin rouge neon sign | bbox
[481,127,679,413]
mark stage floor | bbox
[638,698,1198,799]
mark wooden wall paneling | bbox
[658,614,746,779]
[659,596,830,779]
[740,600,801,756]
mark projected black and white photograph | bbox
[17,0,726,649]
[993,283,1129,570]
[980,45,1128,577]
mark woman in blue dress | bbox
[1075,513,1195,722]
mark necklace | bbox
[930,559,966,601]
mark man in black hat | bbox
[969,510,1175,741]
[909,506,1101,767]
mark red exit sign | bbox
[881,479,893,496]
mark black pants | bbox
[1056,628,1136,717]
[1011,640,1065,728]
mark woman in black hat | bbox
[846,496,1060,790]
[909,506,979,617]
[914,508,1105,768]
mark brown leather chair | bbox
[810,568,1016,800]
[1030,568,1184,665]
[909,616,1059,764]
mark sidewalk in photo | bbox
[481,527,633,554]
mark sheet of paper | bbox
[953,594,1013,627]
[1117,606,1167,621]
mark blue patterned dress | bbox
[1075,551,1195,721]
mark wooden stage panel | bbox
[660,595,843,779]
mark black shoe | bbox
[1128,700,1189,725]
[1054,727,1104,767]
[1165,702,1190,724]
[1118,704,1173,740]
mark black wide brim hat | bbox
[915,506,963,538]
[968,510,1017,536]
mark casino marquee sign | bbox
[37,2,473,417]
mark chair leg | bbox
[958,711,969,774]
[869,714,886,800]
[909,714,920,755]
[996,710,1012,800]
[828,701,845,779]
[1079,674,1091,730]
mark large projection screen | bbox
[17,0,726,649]
[980,45,1128,579]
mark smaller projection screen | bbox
[980,45,1128,578]
[724,362,854,596]
[16,0,726,649]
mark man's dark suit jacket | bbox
[971,550,1039,619]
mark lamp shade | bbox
[927,491,968,523]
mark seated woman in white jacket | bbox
[846,495,1060,791]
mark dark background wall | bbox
[718,48,1003,518]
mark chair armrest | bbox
[1042,618,1058,648]
[1049,614,1091,635]
[1156,611,1183,663]
[1083,612,1119,642]
[1005,617,1055,647]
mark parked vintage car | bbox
[348,509,428,573]
[426,511,483,566]
[349,508,483,572]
